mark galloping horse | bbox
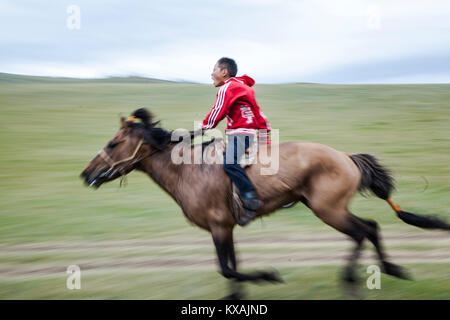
[80,108,450,299]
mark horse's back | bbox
[254,141,359,178]
[248,141,361,214]
[287,141,360,189]
[295,142,358,173]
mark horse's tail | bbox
[349,153,450,231]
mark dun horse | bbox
[81,108,450,299]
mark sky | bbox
[1,0,450,84]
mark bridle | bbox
[99,138,145,170]
[96,137,158,187]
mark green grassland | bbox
[0,73,449,299]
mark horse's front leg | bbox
[211,225,282,299]
[224,230,246,300]
[211,226,244,299]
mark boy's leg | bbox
[224,134,255,194]
[224,134,262,225]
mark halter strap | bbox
[98,139,145,170]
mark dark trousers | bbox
[223,134,256,195]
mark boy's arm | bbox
[202,83,237,130]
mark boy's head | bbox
[211,57,237,87]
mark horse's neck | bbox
[140,150,178,193]
[138,145,220,206]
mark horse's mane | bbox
[129,108,221,152]
[128,108,172,150]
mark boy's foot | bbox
[238,191,262,226]
[238,209,257,226]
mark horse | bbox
[80,108,450,299]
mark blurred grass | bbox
[0,74,449,299]
[1,264,449,300]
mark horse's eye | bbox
[107,141,118,150]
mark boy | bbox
[201,57,271,226]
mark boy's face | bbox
[211,62,229,87]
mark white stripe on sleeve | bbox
[206,83,230,129]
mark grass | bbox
[1,264,449,300]
[0,73,449,299]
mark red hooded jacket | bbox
[201,75,271,138]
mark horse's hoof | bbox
[262,269,283,283]
[382,262,412,280]
[342,267,359,284]
[237,209,257,227]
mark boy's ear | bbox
[220,67,228,78]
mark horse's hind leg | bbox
[305,166,410,289]
[308,206,367,285]
[304,172,366,283]
[356,217,411,280]
[337,213,411,281]
[340,215,366,284]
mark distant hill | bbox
[0,73,188,84]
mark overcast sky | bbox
[1,0,449,83]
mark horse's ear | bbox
[120,116,126,128]
[132,108,153,128]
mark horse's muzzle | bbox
[80,168,110,188]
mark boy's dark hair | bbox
[217,57,238,77]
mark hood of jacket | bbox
[227,74,255,87]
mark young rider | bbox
[201,57,271,226]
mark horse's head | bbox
[80,108,171,188]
